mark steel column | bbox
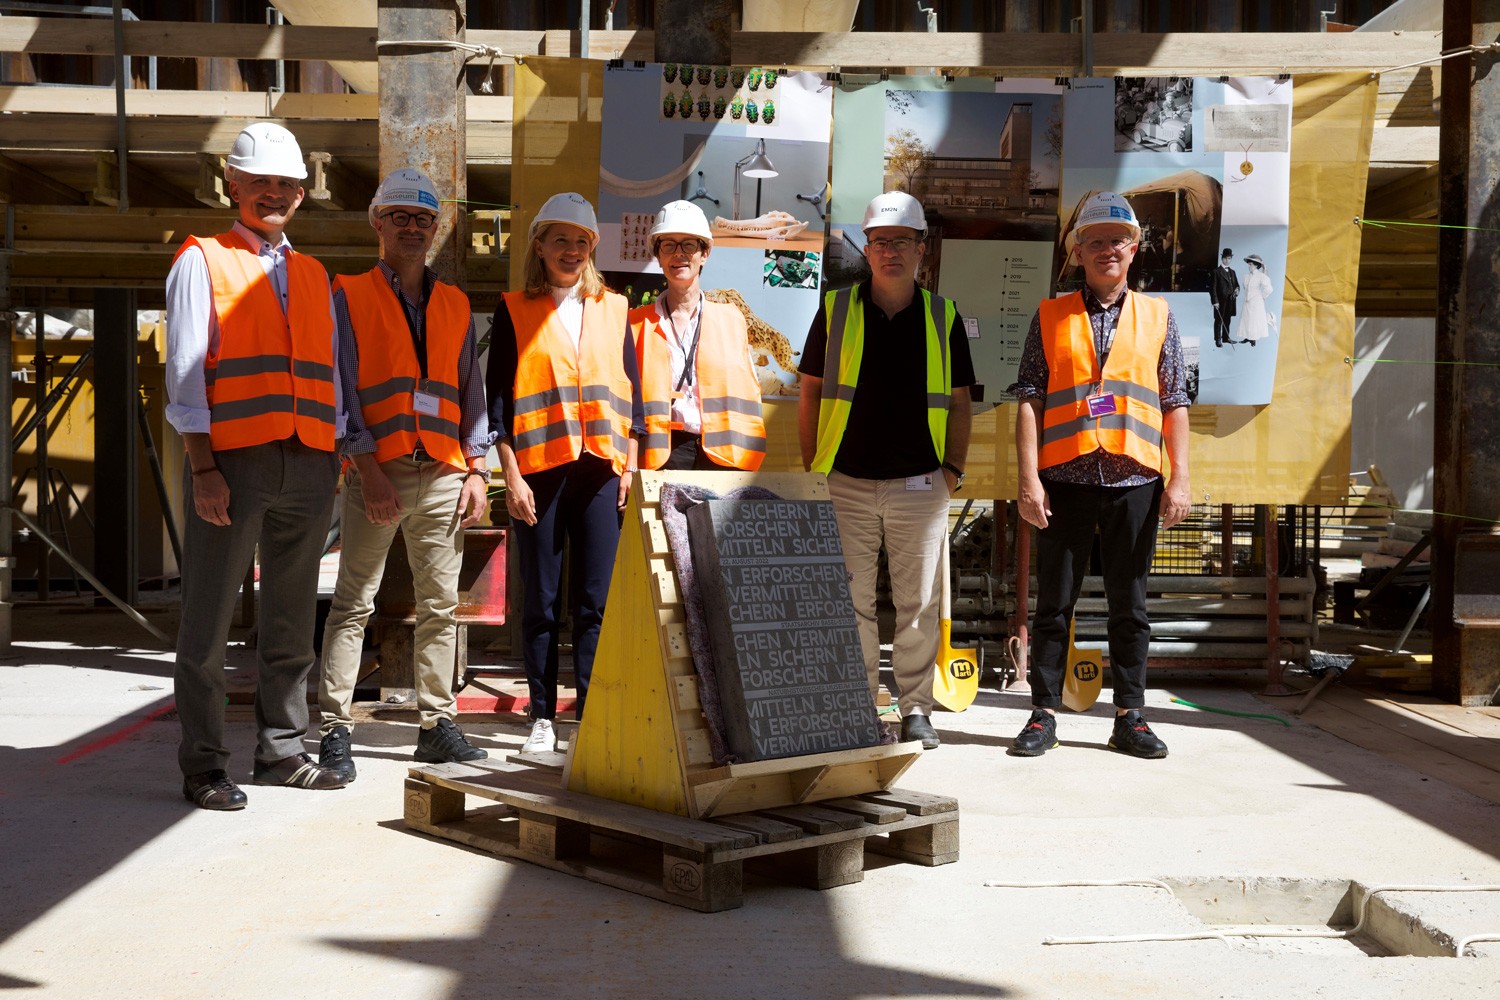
[0,207,11,653]
[93,288,138,606]
[377,1,468,286]
[1433,0,1500,705]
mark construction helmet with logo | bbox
[369,168,442,227]
[861,191,926,234]
[1069,191,1141,247]
[648,200,713,249]
[529,192,599,243]
[225,122,307,180]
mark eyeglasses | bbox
[380,210,437,230]
[657,238,706,256]
[866,237,918,254]
[1081,236,1135,254]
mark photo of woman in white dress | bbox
[1235,253,1274,346]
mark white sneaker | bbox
[521,718,556,754]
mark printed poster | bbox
[597,64,834,398]
[1061,75,1294,405]
[829,76,1066,400]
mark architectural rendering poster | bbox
[829,76,1065,399]
[597,65,834,398]
[1061,75,1293,405]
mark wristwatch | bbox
[465,467,493,483]
[941,461,965,491]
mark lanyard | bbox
[1095,293,1124,376]
[662,293,704,393]
[394,272,432,380]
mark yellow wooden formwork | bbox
[563,470,922,819]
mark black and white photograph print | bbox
[1115,77,1195,153]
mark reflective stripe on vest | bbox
[334,269,469,470]
[177,232,336,452]
[504,290,633,475]
[810,284,953,475]
[1036,290,1167,472]
[629,299,766,471]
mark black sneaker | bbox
[415,718,489,764]
[1009,709,1059,757]
[1109,710,1169,759]
[319,725,357,784]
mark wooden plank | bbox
[712,814,805,844]
[861,788,959,817]
[1383,699,1500,740]
[0,86,515,123]
[758,804,867,835]
[868,817,961,866]
[820,796,907,825]
[1295,691,1500,805]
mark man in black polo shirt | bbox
[798,192,975,749]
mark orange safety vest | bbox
[1037,290,1167,472]
[503,290,633,475]
[175,231,336,452]
[630,298,766,471]
[334,269,469,470]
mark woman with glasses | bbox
[486,192,644,753]
[629,200,765,471]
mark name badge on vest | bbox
[413,379,442,417]
[1086,391,1119,419]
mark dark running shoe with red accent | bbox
[1009,709,1059,757]
[1109,710,1169,759]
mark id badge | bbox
[413,380,442,417]
[905,474,935,492]
[1086,391,1118,419]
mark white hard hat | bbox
[226,122,307,180]
[861,191,926,234]
[648,200,713,247]
[529,192,598,242]
[368,168,442,226]
[1069,191,1141,246]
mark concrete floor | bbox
[2,603,1499,1000]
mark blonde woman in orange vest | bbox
[316,169,494,782]
[1007,191,1191,761]
[630,200,765,471]
[164,122,347,809]
[486,193,644,753]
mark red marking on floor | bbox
[55,702,177,765]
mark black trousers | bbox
[661,430,720,471]
[1029,478,1163,710]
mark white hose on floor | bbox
[987,879,1500,952]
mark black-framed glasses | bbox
[866,237,917,254]
[380,210,438,230]
[657,238,706,257]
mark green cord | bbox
[1170,697,1291,727]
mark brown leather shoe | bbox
[183,769,248,810]
[252,752,347,789]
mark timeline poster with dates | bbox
[687,499,880,762]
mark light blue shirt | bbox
[163,220,344,437]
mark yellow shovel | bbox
[932,541,980,711]
[1060,618,1104,712]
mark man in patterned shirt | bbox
[1007,192,1191,759]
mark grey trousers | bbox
[174,437,338,777]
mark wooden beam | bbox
[195,155,230,209]
[92,152,198,209]
[303,151,371,212]
[0,152,86,205]
[1364,163,1440,220]
[0,86,513,123]
[0,17,1440,75]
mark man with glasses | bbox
[166,121,347,809]
[317,168,493,779]
[799,191,975,750]
[1008,191,1191,759]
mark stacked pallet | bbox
[1360,508,1433,571]
[1320,481,1398,557]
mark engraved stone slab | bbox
[687,499,879,761]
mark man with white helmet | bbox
[1008,191,1191,759]
[631,200,765,471]
[315,168,493,781]
[798,191,976,750]
[165,121,347,809]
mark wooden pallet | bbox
[405,759,959,912]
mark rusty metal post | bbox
[0,207,12,652]
[1263,504,1289,695]
[1433,0,1500,705]
[653,0,732,66]
[377,0,468,286]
